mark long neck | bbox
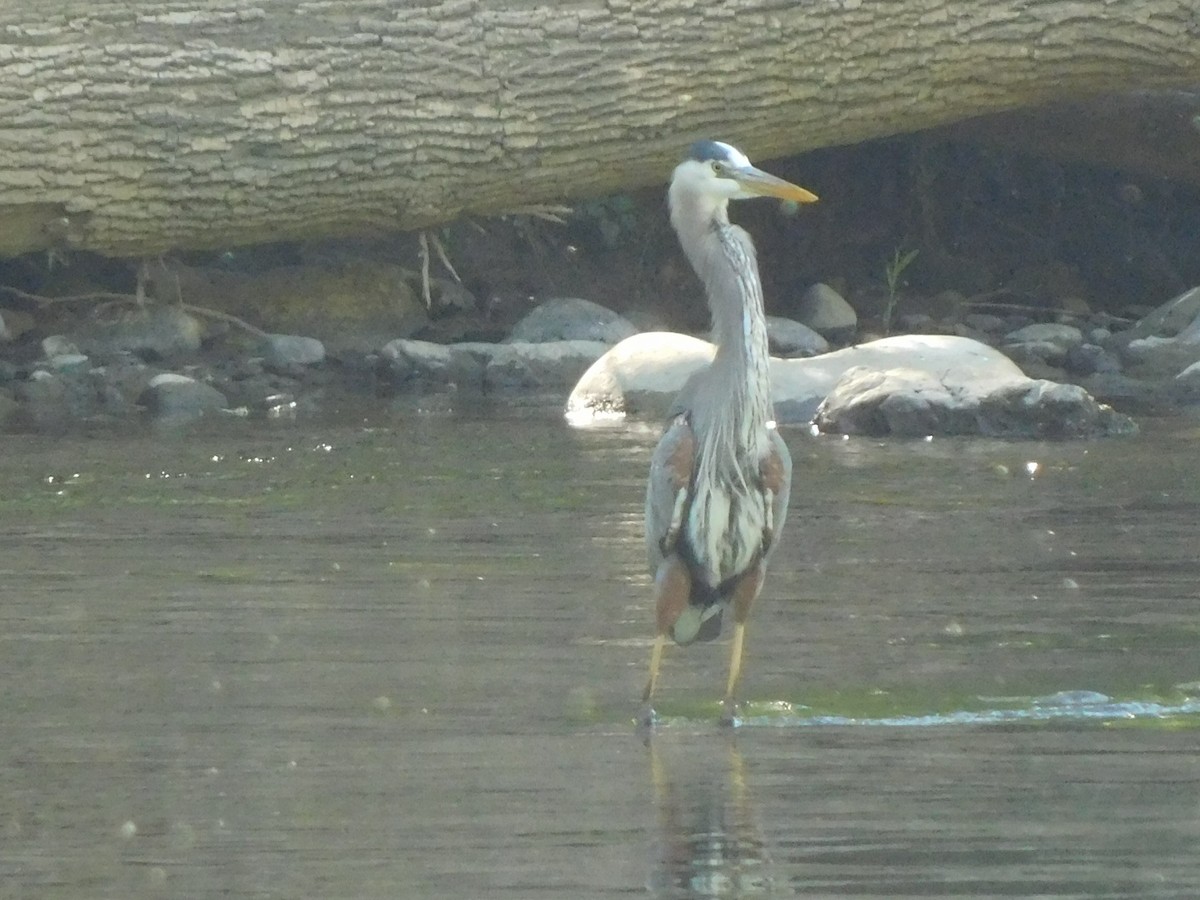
[707,222,772,435]
[670,188,773,460]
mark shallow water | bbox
[1,404,1198,898]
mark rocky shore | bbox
[2,277,1198,438]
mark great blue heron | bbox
[642,140,817,725]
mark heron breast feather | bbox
[686,483,768,585]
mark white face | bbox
[671,145,756,202]
[711,141,752,168]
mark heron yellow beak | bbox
[734,166,819,203]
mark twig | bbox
[428,230,460,284]
[417,230,433,308]
[503,204,573,224]
[417,229,464,309]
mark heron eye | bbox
[710,160,726,176]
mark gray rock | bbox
[73,306,202,359]
[91,354,156,417]
[979,381,1137,439]
[1080,372,1166,408]
[795,283,857,338]
[16,369,96,428]
[962,313,1007,334]
[1002,339,1070,369]
[0,307,33,341]
[506,298,637,345]
[1172,360,1200,404]
[380,338,484,390]
[1121,285,1200,341]
[381,337,610,395]
[1177,359,1200,384]
[1120,335,1200,377]
[47,353,90,374]
[42,335,80,358]
[1004,323,1084,348]
[485,341,610,393]
[1001,324,1087,374]
[815,366,1135,439]
[139,373,227,421]
[263,334,325,368]
[1064,343,1121,376]
[765,315,829,357]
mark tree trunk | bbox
[1,0,1198,257]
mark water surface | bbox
[2,405,1198,897]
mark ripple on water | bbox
[646,689,1200,730]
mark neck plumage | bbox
[670,189,773,466]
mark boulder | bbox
[1119,286,1200,342]
[794,282,857,339]
[567,332,1134,438]
[484,340,610,393]
[15,370,89,429]
[565,332,714,421]
[381,337,609,395]
[1120,335,1200,378]
[1003,322,1085,348]
[139,373,228,421]
[380,338,484,390]
[506,298,637,345]
[1001,323,1085,371]
[72,306,202,359]
[1172,359,1200,403]
[1063,342,1121,376]
[765,315,829,357]
[262,334,326,368]
[814,366,1135,438]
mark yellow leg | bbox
[643,633,666,704]
[642,555,690,727]
[721,621,747,723]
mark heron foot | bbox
[638,704,659,730]
[719,698,742,728]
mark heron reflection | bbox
[647,737,775,897]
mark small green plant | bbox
[882,247,919,335]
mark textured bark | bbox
[0,0,1198,257]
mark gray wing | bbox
[644,414,696,575]
[761,427,793,564]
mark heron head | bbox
[672,140,819,205]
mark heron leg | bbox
[642,555,691,724]
[721,562,765,725]
[642,633,666,705]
